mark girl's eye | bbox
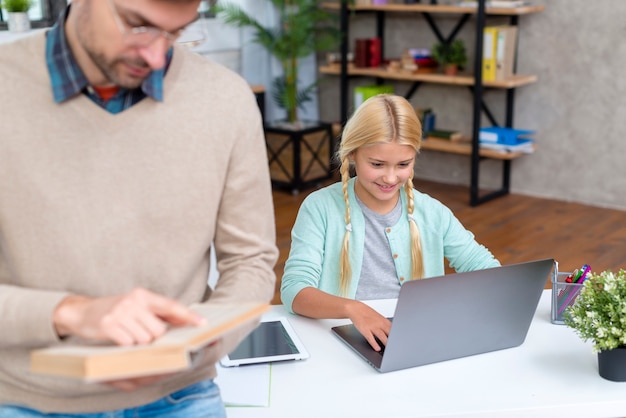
[398,163,410,168]
[371,162,383,167]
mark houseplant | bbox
[565,269,626,381]
[1,0,31,32]
[431,39,467,76]
[213,0,339,125]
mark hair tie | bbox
[345,223,352,232]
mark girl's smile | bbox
[352,142,416,214]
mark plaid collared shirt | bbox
[45,6,171,114]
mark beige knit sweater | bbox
[0,32,277,413]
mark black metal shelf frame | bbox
[336,1,524,206]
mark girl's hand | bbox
[346,300,392,351]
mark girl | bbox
[280,94,499,351]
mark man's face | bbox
[69,0,200,88]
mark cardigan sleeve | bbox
[439,204,500,272]
[280,193,330,313]
[416,191,500,276]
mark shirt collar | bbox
[45,5,171,104]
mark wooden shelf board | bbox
[319,66,538,88]
[321,2,544,15]
[421,137,535,160]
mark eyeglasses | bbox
[106,0,193,47]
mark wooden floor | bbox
[270,177,626,304]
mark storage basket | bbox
[551,267,583,325]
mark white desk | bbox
[225,290,626,418]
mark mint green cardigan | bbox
[280,178,500,312]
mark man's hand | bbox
[53,288,206,346]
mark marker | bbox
[575,264,591,283]
[557,264,592,316]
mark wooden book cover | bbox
[30,302,269,382]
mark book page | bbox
[153,302,268,349]
[215,362,271,407]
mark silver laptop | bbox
[331,258,554,373]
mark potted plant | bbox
[1,0,31,33]
[213,0,339,126]
[431,39,467,76]
[565,269,626,382]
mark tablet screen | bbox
[220,317,309,367]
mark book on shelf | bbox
[354,38,382,68]
[30,302,269,382]
[482,26,498,82]
[354,84,394,108]
[480,138,535,153]
[414,107,436,136]
[426,129,469,142]
[483,25,518,81]
[495,25,518,80]
[479,126,535,153]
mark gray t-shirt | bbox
[355,195,402,300]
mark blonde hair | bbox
[336,94,424,295]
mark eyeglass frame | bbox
[105,0,197,47]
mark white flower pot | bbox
[7,12,31,33]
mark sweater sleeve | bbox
[280,193,330,313]
[439,203,500,272]
[0,286,70,347]
[205,83,279,355]
[416,191,499,276]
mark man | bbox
[0,0,278,416]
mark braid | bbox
[339,156,352,296]
[405,176,424,279]
[335,94,423,292]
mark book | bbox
[480,138,535,153]
[415,107,436,137]
[427,129,468,142]
[479,126,535,153]
[367,38,382,67]
[354,38,370,68]
[479,126,534,144]
[354,38,382,68]
[482,26,498,82]
[353,84,394,108]
[30,302,269,382]
[495,25,518,80]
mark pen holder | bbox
[551,269,583,325]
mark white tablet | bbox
[220,316,309,367]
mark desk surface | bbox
[224,290,626,418]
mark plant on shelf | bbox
[565,269,626,381]
[213,0,339,125]
[1,0,32,33]
[1,0,31,12]
[431,39,467,76]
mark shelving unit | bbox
[320,1,544,206]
